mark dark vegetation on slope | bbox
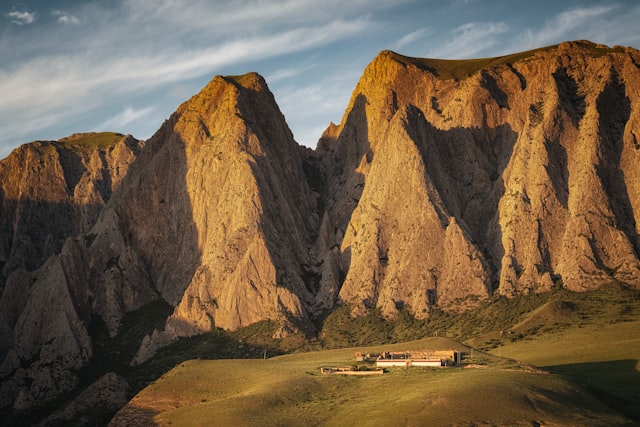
[58,132,131,149]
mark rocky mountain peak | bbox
[314,41,640,318]
[0,132,142,287]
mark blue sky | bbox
[1,0,639,158]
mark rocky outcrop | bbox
[131,73,321,362]
[0,133,142,415]
[0,132,142,288]
[315,41,640,318]
[0,72,320,412]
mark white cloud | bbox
[266,66,311,84]
[98,105,155,130]
[53,10,80,25]
[0,17,371,103]
[6,10,35,25]
[514,5,617,51]
[427,21,509,59]
[394,28,429,50]
[0,0,378,154]
[91,18,370,88]
[0,0,637,159]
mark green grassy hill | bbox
[108,282,639,426]
[489,319,640,421]
[111,338,629,426]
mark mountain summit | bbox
[1,40,640,418]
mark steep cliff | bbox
[0,132,142,288]
[0,73,320,412]
[133,73,321,362]
[0,132,142,411]
[315,40,640,318]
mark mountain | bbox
[1,40,640,421]
[0,73,320,414]
[0,132,142,289]
[0,133,143,412]
[317,40,640,318]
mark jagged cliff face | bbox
[0,133,142,287]
[316,41,640,318]
[0,133,142,410]
[0,73,320,411]
[122,73,320,365]
[136,73,319,347]
[2,40,640,417]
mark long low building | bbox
[376,358,410,368]
[374,350,462,368]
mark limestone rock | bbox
[317,41,640,317]
[130,73,320,362]
[0,132,142,288]
[0,133,141,413]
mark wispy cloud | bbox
[427,21,509,59]
[514,5,617,50]
[394,28,429,50]
[98,106,155,130]
[0,0,384,152]
[0,17,370,106]
[273,66,361,146]
[3,0,637,157]
[6,10,35,25]
[53,10,80,25]
[266,66,312,84]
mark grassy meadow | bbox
[489,317,640,421]
[112,339,629,426]
[109,282,640,426]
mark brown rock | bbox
[318,41,640,317]
[0,132,142,287]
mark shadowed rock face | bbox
[0,133,143,287]
[2,40,640,417]
[0,133,142,412]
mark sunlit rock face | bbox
[2,40,640,415]
[317,41,640,317]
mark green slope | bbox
[492,320,640,421]
[109,281,640,426]
[112,338,630,426]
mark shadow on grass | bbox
[109,402,161,426]
[545,359,640,422]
